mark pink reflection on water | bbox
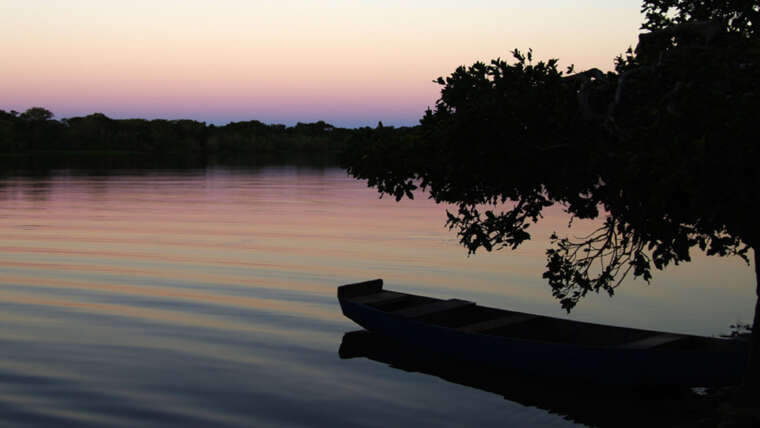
[0,167,755,337]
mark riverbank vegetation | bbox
[0,108,412,159]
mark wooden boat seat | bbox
[392,299,474,319]
[456,313,538,333]
[618,333,684,349]
[351,291,408,306]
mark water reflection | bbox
[339,330,711,428]
[0,152,337,177]
[0,161,753,426]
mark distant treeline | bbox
[0,107,415,158]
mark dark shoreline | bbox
[0,150,344,177]
[0,108,415,163]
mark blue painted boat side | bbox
[339,299,746,387]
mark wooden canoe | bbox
[337,279,747,386]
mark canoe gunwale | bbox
[337,280,747,386]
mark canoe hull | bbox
[339,284,746,386]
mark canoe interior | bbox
[338,279,739,352]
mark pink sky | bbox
[1,1,642,127]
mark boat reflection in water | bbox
[339,330,717,428]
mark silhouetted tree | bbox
[341,0,760,391]
[19,107,54,122]
[0,109,359,157]
[17,107,60,150]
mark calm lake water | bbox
[0,161,754,427]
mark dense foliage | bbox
[0,108,380,158]
[341,0,760,389]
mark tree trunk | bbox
[743,248,760,395]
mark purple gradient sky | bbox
[1,1,643,127]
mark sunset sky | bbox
[2,1,642,127]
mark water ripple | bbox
[1,167,752,427]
